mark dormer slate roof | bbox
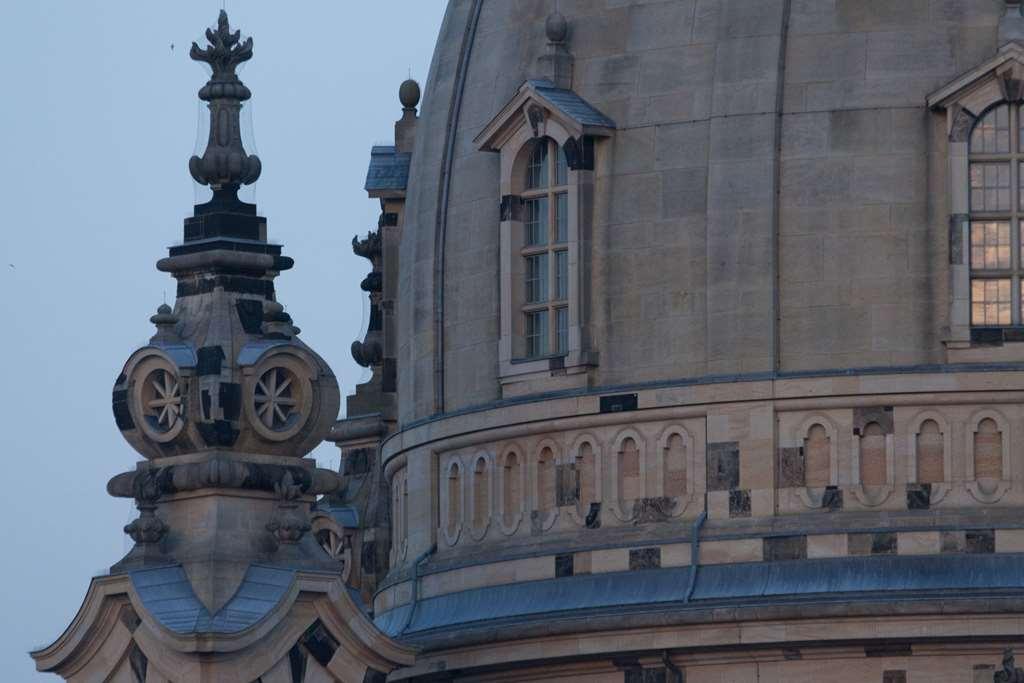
[364,145,411,196]
[475,79,616,152]
[524,79,616,129]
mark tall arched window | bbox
[969,104,1019,327]
[522,138,570,358]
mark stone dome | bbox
[371,2,1024,680]
[397,0,1009,424]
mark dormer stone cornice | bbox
[474,79,615,153]
[928,42,1024,112]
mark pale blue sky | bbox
[0,2,445,679]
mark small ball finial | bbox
[150,304,177,327]
[545,11,568,44]
[399,79,421,110]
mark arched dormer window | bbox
[930,53,1024,356]
[968,104,1018,327]
[475,79,614,394]
[521,138,570,358]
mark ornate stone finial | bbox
[188,10,262,192]
[399,79,421,111]
[267,471,312,544]
[1002,2,1024,45]
[545,11,568,44]
[538,11,573,89]
[149,303,179,342]
[189,10,253,83]
[123,475,168,545]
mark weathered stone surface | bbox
[764,536,808,561]
[778,447,805,488]
[629,547,662,571]
[967,530,995,554]
[906,484,931,510]
[729,489,751,518]
[707,442,741,491]
[555,553,574,578]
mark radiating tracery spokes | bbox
[145,370,182,430]
[317,529,346,560]
[254,367,298,430]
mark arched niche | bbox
[966,409,1012,504]
[497,445,526,536]
[469,454,492,541]
[441,457,464,547]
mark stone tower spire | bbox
[32,14,416,680]
[107,9,341,612]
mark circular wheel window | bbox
[254,367,301,430]
[132,357,185,443]
[247,358,313,442]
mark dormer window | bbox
[968,104,1021,327]
[928,43,1024,358]
[475,79,614,394]
[521,139,570,358]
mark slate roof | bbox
[526,79,616,129]
[376,553,1024,637]
[130,564,295,634]
[326,505,359,528]
[364,145,411,193]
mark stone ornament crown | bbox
[190,9,253,96]
[188,10,261,189]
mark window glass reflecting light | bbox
[971,278,1012,326]
[556,307,568,354]
[525,253,548,304]
[524,197,548,247]
[971,221,1011,270]
[527,141,548,189]
[970,162,1011,212]
[526,310,549,358]
[555,146,568,186]
[972,105,1010,153]
[555,250,568,300]
[555,192,568,243]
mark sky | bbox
[0,2,446,679]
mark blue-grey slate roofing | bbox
[526,79,616,129]
[376,554,1024,637]
[326,505,359,528]
[365,145,411,192]
[150,343,197,368]
[237,340,289,366]
[130,564,295,634]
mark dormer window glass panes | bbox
[968,104,1024,327]
[521,138,570,357]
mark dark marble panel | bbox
[707,442,740,491]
